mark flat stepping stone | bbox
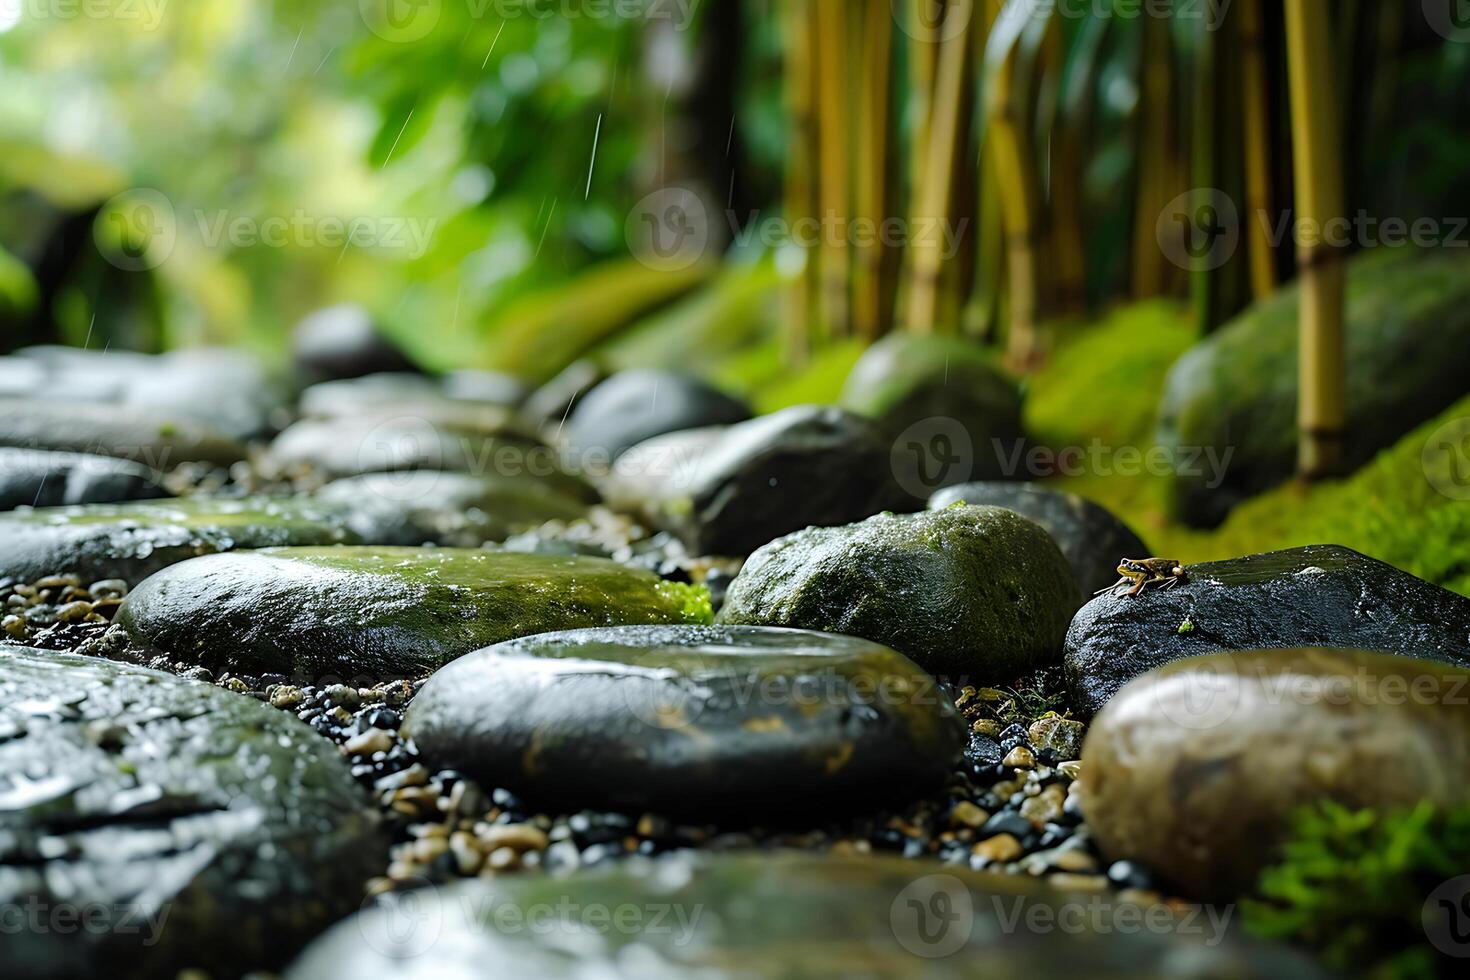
[0,447,168,511]
[0,398,247,468]
[287,853,1325,978]
[117,548,712,679]
[1064,544,1470,716]
[404,625,966,813]
[0,496,357,584]
[0,644,383,977]
[1082,648,1470,900]
[719,506,1079,680]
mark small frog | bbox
[1095,558,1188,597]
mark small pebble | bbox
[1002,745,1037,770]
[345,728,395,757]
[973,834,1022,863]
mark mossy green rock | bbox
[118,548,712,680]
[0,645,383,979]
[1082,648,1470,901]
[1158,249,1470,526]
[405,625,965,814]
[288,853,1325,979]
[718,506,1080,680]
[841,334,1024,486]
[0,496,357,583]
[0,398,247,468]
[315,471,590,546]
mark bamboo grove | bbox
[774,0,1452,479]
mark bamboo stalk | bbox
[814,0,852,340]
[1041,17,1086,316]
[781,0,819,364]
[963,0,1006,340]
[905,0,974,334]
[906,0,941,201]
[1239,0,1277,299]
[853,0,894,340]
[1285,0,1347,479]
[1131,9,1175,299]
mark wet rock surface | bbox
[660,405,917,557]
[843,334,1025,486]
[1064,545,1470,717]
[287,853,1319,979]
[929,482,1149,596]
[0,448,168,511]
[0,398,248,468]
[598,425,726,520]
[404,625,966,814]
[1081,648,1470,900]
[0,644,383,979]
[315,471,590,546]
[0,497,358,584]
[292,303,421,380]
[117,547,713,679]
[563,368,751,462]
[298,372,528,425]
[719,506,1079,680]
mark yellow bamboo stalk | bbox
[1239,0,1276,299]
[1041,17,1086,315]
[1131,12,1174,298]
[782,0,819,364]
[988,26,1042,370]
[814,0,852,340]
[1285,0,1347,479]
[853,0,894,340]
[905,0,974,334]
[906,0,940,198]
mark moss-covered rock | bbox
[718,506,1079,680]
[1081,648,1470,901]
[0,448,168,511]
[288,853,1325,979]
[1158,249,1470,526]
[0,644,383,979]
[0,496,358,583]
[929,482,1150,596]
[841,334,1025,487]
[118,547,712,679]
[0,399,247,469]
[404,625,965,814]
[1064,545,1470,717]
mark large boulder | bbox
[117,547,713,680]
[0,645,383,979]
[1064,545,1470,717]
[842,334,1025,492]
[0,497,357,584]
[0,448,168,511]
[1081,648,1470,901]
[562,369,751,463]
[1158,249,1470,526]
[658,406,916,557]
[0,399,247,469]
[287,853,1324,979]
[291,304,419,380]
[929,482,1149,596]
[718,506,1080,680]
[404,625,966,814]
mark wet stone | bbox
[404,625,966,815]
[562,369,751,462]
[718,505,1080,680]
[0,496,358,584]
[1064,545,1470,716]
[0,644,383,978]
[117,547,713,680]
[0,399,247,469]
[0,448,169,511]
[292,304,421,381]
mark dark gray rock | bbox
[117,548,713,681]
[0,497,358,584]
[291,303,419,380]
[1157,249,1470,526]
[599,425,727,518]
[0,644,383,980]
[0,399,247,469]
[1065,544,1470,717]
[404,625,965,814]
[563,369,750,463]
[0,448,168,511]
[315,471,589,546]
[520,358,608,430]
[287,853,1324,979]
[929,482,1149,596]
[718,506,1080,680]
[659,406,917,557]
